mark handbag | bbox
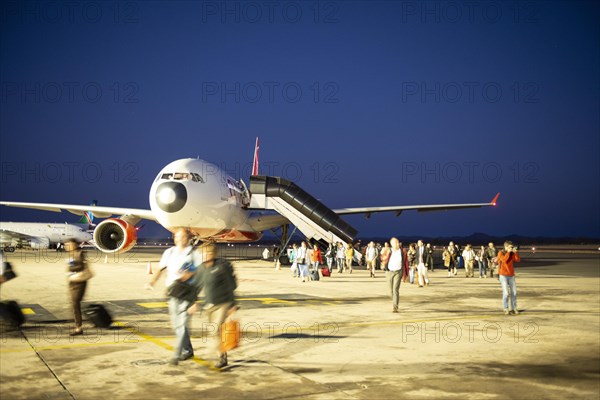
[296,258,305,265]
[69,265,93,283]
[219,319,240,352]
[167,280,194,299]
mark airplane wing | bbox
[0,201,157,225]
[246,193,499,230]
[0,229,50,249]
[333,193,500,218]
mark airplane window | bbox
[161,173,174,180]
[191,173,204,183]
[173,172,192,180]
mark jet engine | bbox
[93,218,137,253]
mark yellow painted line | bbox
[239,297,298,305]
[137,302,169,308]
[112,322,218,371]
[21,308,35,315]
[0,340,148,353]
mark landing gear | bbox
[3,246,16,253]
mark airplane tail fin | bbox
[78,200,97,228]
[251,137,260,176]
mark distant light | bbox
[532,247,536,251]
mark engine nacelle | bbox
[30,237,50,249]
[93,218,137,253]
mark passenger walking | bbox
[407,243,416,284]
[324,243,335,273]
[65,239,92,336]
[448,243,458,275]
[416,240,430,287]
[476,245,487,278]
[462,244,476,277]
[147,228,202,365]
[345,242,354,274]
[379,242,391,272]
[311,244,323,270]
[336,242,345,273]
[365,241,378,278]
[497,241,521,315]
[443,246,452,276]
[387,237,408,313]
[187,243,238,368]
[289,244,299,278]
[425,243,434,271]
[485,242,498,278]
[297,241,310,282]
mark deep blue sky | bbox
[1,1,598,239]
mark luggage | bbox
[220,319,241,353]
[84,304,113,328]
[0,300,25,327]
[320,267,331,277]
[310,269,320,281]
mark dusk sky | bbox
[1,1,598,239]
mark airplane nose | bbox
[155,182,187,213]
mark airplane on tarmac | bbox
[0,222,92,252]
[0,138,499,254]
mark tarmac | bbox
[0,247,599,399]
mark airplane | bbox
[0,222,93,252]
[0,138,499,254]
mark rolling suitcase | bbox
[84,304,113,328]
[320,267,331,277]
[0,300,25,327]
[310,269,320,281]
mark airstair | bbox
[248,176,357,245]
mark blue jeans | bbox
[478,261,487,277]
[168,297,194,359]
[409,266,415,284]
[299,263,309,278]
[499,275,517,311]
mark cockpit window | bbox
[159,172,204,183]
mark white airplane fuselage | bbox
[149,158,261,242]
[0,222,93,249]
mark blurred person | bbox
[324,243,335,273]
[448,242,458,275]
[379,242,391,272]
[147,228,202,365]
[462,244,476,278]
[416,240,430,287]
[425,243,434,271]
[476,245,487,278]
[297,241,310,282]
[311,244,323,270]
[407,243,416,284]
[289,244,299,278]
[365,241,378,278]
[485,242,498,278]
[443,246,452,276]
[345,242,354,274]
[336,242,345,273]
[188,243,237,368]
[387,237,408,313]
[497,241,521,315]
[65,239,92,336]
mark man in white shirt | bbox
[147,228,203,365]
[365,241,378,278]
[387,238,407,313]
